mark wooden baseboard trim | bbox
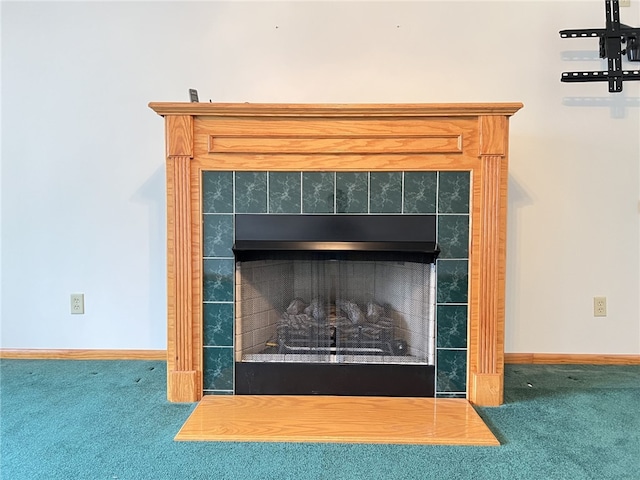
[0,349,167,361]
[3,350,636,364]
[505,353,640,365]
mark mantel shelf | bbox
[149,102,523,118]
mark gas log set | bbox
[272,297,408,356]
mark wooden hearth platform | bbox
[175,395,499,446]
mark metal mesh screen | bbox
[237,258,435,365]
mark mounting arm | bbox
[560,0,640,92]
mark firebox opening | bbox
[233,214,439,397]
[236,258,435,363]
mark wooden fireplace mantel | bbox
[149,102,523,406]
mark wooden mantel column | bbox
[469,115,510,406]
[164,115,201,402]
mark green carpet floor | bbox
[0,360,638,479]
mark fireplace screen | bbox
[236,256,435,366]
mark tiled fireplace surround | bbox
[203,170,467,396]
[149,102,523,406]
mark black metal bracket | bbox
[560,0,640,92]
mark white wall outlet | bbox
[70,293,85,314]
[593,296,607,317]
[619,0,630,7]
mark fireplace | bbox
[148,102,523,406]
[233,214,439,396]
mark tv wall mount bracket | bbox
[560,0,640,92]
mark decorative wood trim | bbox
[207,135,463,155]
[478,154,505,374]
[0,349,166,360]
[468,115,510,406]
[193,116,478,172]
[169,370,200,403]
[150,102,523,405]
[469,373,503,406]
[505,353,640,365]
[149,102,523,118]
[166,115,193,157]
[169,155,194,373]
[479,115,507,156]
[165,114,200,403]
[196,155,477,173]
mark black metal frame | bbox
[560,0,640,92]
[233,214,439,263]
[235,362,435,397]
[233,213,439,397]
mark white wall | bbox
[1,1,639,354]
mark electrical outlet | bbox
[70,293,85,314]
[620,0,630,7]
[593,296,607,317]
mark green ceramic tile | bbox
[370,172,402,213]
[438,172,470,214]
[437,215,469,259]
[203,347,234,391]
[203,259,234,302]
[203,215,234,258]
[437,259,468,304]
[336,172,368,213]
[235,172,267,213]
[302,172,335,213]
[437,305,468,349]
[436,349,467,392]
[202,171,233,213]
[268,172,301,213]
[203,302,234,347]
[404,172,437,213]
